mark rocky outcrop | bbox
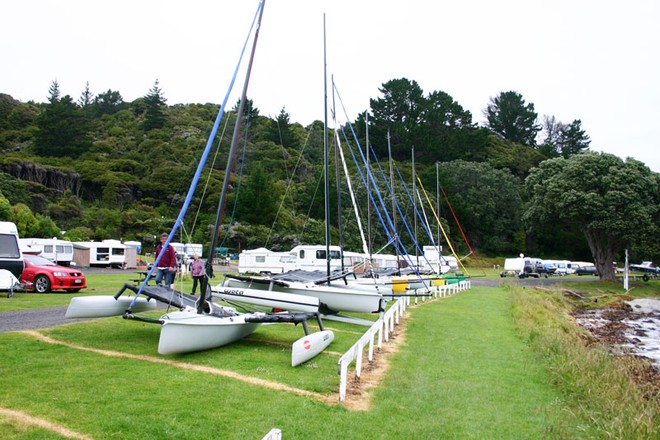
[0,161,82,196]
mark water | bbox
[623,299,660,367]
[574,298,660,370]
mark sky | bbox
[2,0,659,172]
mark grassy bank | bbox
[509,284,660,437]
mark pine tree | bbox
[79,81,94,107]
[143,79,167,131]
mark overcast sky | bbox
[2,0,659,172]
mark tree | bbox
[33,94,92,157]
[48,80,61,103]
[484,91,541,146]
[368,78,425,160]
[558,119,590,158]
[424,160,524,255]
[265,107,295,148]
[79,82,94,108]
[0,190,10,220]
[538,116,590,159]
[142,79,167,131]
[523,153,660,280]
[93,89,125,116]
[235,163,280,226]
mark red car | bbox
[20,254,87,293]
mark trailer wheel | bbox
[643,274,650,282]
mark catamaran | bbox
[64,0,334,367]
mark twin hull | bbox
[158,309,261,355]
[222,277,386,314]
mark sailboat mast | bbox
[387,130,398,271]
[412,147,418,270]
[436,161,441,274]
[200,0,266,314]
[323,14,331,278]
[331,75,345,274]
[365,112,372,272]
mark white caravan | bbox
[19,238,74,266]
[288,245,343,273]
[238,248,296,274]
[75,240,128,268]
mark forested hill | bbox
[0,78,657,268]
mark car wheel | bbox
[66,289,81,293]
[34,275,52,293]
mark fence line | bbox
[337,280,471,401]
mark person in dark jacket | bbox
[155,233,177,287]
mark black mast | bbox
[199,0,266,314]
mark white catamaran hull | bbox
[211,284,320,312]
[291,330,334,367]
[158,309,261,355]
[65,295,157,318]
[222,277,385,314]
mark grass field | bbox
[0,272,659,438]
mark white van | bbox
[0,221,23,279]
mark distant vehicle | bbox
[538,263,557,277]
[543,259,571,275]
[567,261,593,274]
[20,254,87,293]
[629,261,660,275]
[575,265,598,276]
[500,256,542,278]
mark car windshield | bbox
[25,255,57,266]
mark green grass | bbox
[509,284,660,438]
[1,273,659,438]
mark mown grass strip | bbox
[21,330,334,405]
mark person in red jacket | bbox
[155,233,177,287]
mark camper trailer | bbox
[421,245,458,274]
[19,238,74,266]
[238,248,296,274]
[289,245,343,273]
[75,240,128,268]
[0,221,23,279]
[184,243,204,259]
[238,244,344,274]
[501,256,543,278]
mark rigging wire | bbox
[129,0,264,309]
[265,125,316,248]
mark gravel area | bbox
[0,306,94,333]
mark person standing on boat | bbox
[189,254,205,295]
[154,233,177,288]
